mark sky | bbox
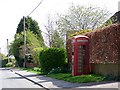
[0,0,120,55]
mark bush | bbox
[48,67,71,74]
[6,62,13,67]
[33,67,41,72]
[39,48,66,74]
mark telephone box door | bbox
[72,35,90,76]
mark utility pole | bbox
[23,16,26,68]
[22,0,44,67]
[7,39,9,62]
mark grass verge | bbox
[20,67,44,75]
[19,67,119,83]
[46,73,106,83]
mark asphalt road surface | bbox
[0,68,43,89]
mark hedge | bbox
[39,48,66,74]
[66,24,120,64]
[85,24,120,63]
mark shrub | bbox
[39,48,66,74]
[48,67,71,74]
[6,62,13,67]
[33,67,41,72]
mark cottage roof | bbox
[104,11,120,26]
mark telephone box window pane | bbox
[72,45,74,65]
[72,45,74,54]
[78,45,86,73]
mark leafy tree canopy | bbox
[56,4,111,36]
[10,30,43,66]
[16,16,45,46]
[51,30,64,48]
[0,53,7,60]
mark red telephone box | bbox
[71,35,90,76]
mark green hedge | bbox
[39,48,66,74]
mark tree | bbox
[10,33,23,67]
[17,17,45,47]
[51,30,64,48]
[0,53,7,60]
[44,15,64,48]
[10,30,42,67]
[56,5,111,39]
[10,17,45,67]
[44,15,54,47]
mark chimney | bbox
[118,1,120,11]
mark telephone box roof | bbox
[73,35,89,39]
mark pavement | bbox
[7,68,119,89]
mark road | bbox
[0,68,43,89]
[0,68,119,90]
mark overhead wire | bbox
[27,0,44,16]
[26,0,49,45]
[27,0,49,36]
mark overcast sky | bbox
[0,0,119,55]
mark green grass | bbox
[20,67,44,75]
[46,73,106,83]
[19,67,119,83]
